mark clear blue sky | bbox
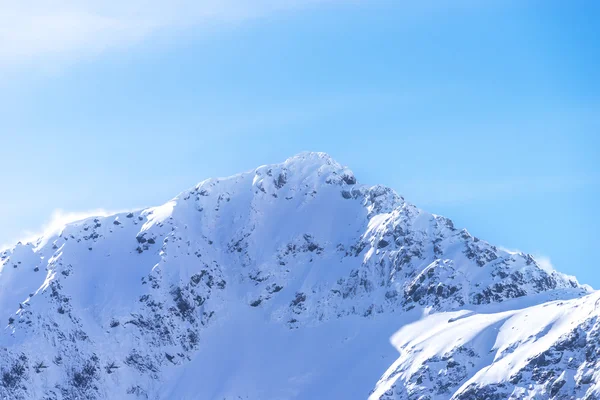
[1,1,598,286]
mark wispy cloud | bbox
[0,0,332,67]
[534,254,555,274]
[0,0,506,73]
[0,208,124,251]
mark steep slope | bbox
[0,152,594,399]
[371,292,600,400]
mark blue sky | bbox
[1,0,598,286]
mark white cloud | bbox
[533,254,555,274]
[497,246,522,256]
[0,208,125,251]
[0,0,332,67]
[0,0,504,71]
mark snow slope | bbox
[0,152,596,399]
[372,291,600,400]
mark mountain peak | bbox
[0,154,595,400]
[257,151,357,187]
[283,151,338,165]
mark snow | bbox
[0,152,596,399]
[141,200,176,232]
[372,290,600,399]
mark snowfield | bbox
[0,152,597,399]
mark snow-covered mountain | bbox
[0,152,597,400]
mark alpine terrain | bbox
[0,152,598,400]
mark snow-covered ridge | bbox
[372,291,600,400]
[0,152,596,399]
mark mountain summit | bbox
[0,153,597,399]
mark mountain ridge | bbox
[0,152,597,399]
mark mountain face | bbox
[0,152,597,400]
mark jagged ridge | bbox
[0,152,595,399]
